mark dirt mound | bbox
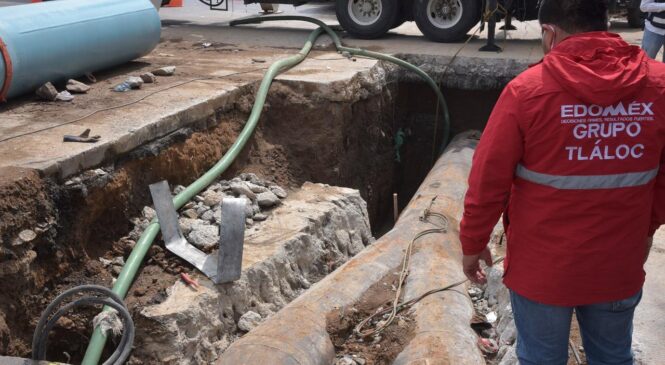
[326,271,416,365]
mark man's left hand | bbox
[463,248,493,284]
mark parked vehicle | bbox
[30,0,641,44]
[239,0,644,43]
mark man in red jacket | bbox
[460,0,665,363]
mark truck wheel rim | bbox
[427,0,463,29]
[348,0,383,26]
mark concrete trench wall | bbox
[219,132,484,365]
[134,183,372,364]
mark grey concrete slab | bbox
[633,227,665,364]
[0,42,378,178]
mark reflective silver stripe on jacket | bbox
[515,164,659,190]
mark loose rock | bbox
[188,224,219,249]
[253,213,268,222]
[55,91,74,102]
[246,182,268,194]
[179,218,201,234]
[196,205,209,216]
[257,191,280,208]
[126,76,144,89]
[140,72,157,84]
[36,82,58,101]
[334,356,357,365]
[201,209,215,222]
[230,182,256,200]
[202,190,225,207]
[182,209,198,219]
[239,173,261,184]
[18,229,37,243]
[142,206,156,221]
[153,66,176,76]
[66,79,91,93]
[237,311,262,332]
[269,185,288,199]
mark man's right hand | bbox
[463,247,493,284]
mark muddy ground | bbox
[327,271,415,365]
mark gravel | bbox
[188,224,219,249]
[127,173,289,252]
[256,191,280,208]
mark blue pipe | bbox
[0,0,161,100]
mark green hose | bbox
[230,15,452,145]
[83,16,451,365]
[81,27,325,365]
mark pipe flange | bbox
[0,37,12,102]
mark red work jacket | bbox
[460,32,665,306]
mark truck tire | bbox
[413,0,481,42]
[627,6,644,28]
[336,0,399,39]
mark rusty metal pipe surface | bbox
[218,132,483,365]
[393,131,484,365]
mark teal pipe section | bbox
[230,15,452,145]
[0,0,160,100]
[82,27,326,365]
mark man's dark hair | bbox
[538,0,609,33]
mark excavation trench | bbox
[0,61,502,364]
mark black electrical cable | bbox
[197,0,225,7]
[32,285,135,365]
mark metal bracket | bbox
[207,0,229,11]
[149,181,245,284]
[479,0,503,53]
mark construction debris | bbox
[66,79,90,94]
[12,229,37,246]
[113,76,144,92]
[55,91,74,102]
[128,173,289,252]
[237,311,262,332]
[35,82,58,101]
[153,66,176,76]
[63,128,100,143]
[125,76,144,89]
[180,272,200,290]
[140,72,157,84]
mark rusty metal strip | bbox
[0,37,13,102]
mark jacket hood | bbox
[543,32,648,106]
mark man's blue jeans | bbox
[642,28,665,62]
[510,290,642,365]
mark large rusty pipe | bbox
[218,132,484,365]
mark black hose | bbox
[32,285,135,365]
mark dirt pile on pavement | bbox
[327,271,416,365]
